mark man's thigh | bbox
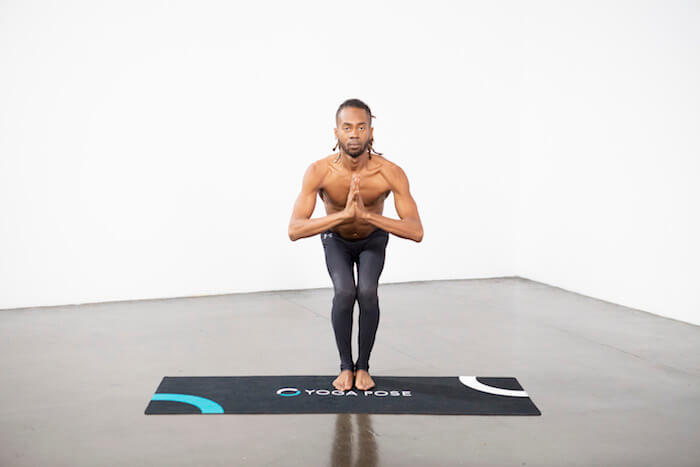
[322,235,356,290]
[356,233,389,287]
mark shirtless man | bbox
[288,98,423,392]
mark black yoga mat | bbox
[145,375,541,415]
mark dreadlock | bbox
[333,98,383,162]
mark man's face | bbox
[334,107,372,159]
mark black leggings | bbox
[321,227,389,372]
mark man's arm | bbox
[288,162,349,241]
[365,166,423,242]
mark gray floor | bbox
[1,277,699,466]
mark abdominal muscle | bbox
[328,207,382,240]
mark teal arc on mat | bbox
[151,393,224,413]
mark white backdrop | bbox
[514,2,700,326]
[1,1,697,325]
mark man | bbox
[288,98,423,391]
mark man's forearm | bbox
[289,211,349,241]
[365,212,423,242]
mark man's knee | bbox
[356,286,378,307]
[333,287,356,307]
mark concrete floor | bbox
[1,277,699,466]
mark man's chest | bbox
[320,170,392,208]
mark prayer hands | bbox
[344,174,369,221]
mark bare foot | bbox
[354,369,375,390]
[332,370,354,391]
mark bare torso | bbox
[318,153,393,240]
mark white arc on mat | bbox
[458,376,529,397]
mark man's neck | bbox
[340,149,369,172]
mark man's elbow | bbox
[412,220,423,242]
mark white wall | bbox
[1,1,697,327]
[0,1,518,310]
[514,1,700,326]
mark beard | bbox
[340,140,368,158]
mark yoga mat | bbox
[145,375,541,415]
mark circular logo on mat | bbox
[277,387,301,396]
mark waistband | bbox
[322,228,386,242]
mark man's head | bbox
[334,98,376,159]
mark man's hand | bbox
[342,174,369,222]
[353,176,369,221]
[342,175,359,221]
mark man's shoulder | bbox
[302,154,335,186]
[372,155,406,185]
[308,154,337,176]
[374,154,400,171]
